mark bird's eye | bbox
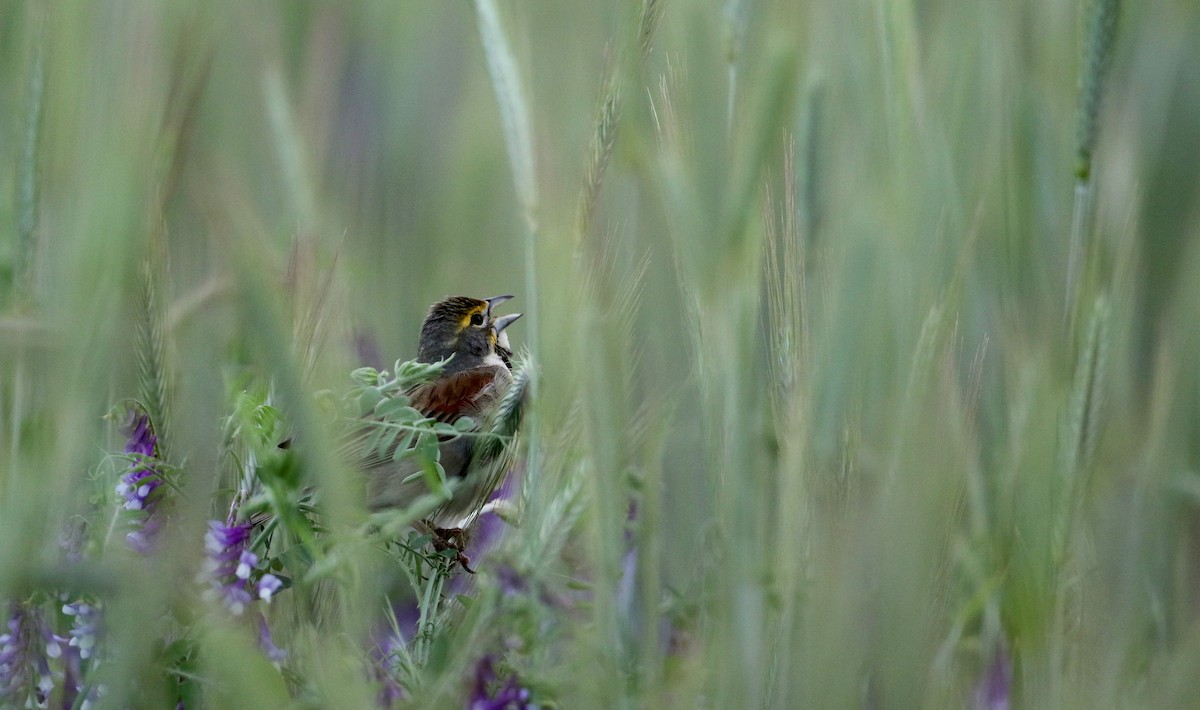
[469,312,484,327]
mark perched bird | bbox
[264,295,522,578]
[360,295,523,538]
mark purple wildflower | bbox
[469,655,534,710]
[123,411,156,458]
[201,521,286,661]
[60,599,103,709]
[973,643,1011,710]
[202,521,255,615]
[116,412,165,552]
[256,614,287,664]
[62,600,100,661]
[0,601,57,708]
[257,573,283,602]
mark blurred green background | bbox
[2,0,1200,707]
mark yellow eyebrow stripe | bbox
[459,304,486,329]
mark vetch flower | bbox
[123,410,156,458]
[116,412,166,552]
[201,521,255,616]
[257,574,283,602]
[974,643,1011,710]
[256,614,287,664]
[0,601,57,708]
[62,600,100,661]
[235,550,256,580]
[200,520,288,661]
[60,598,103,709]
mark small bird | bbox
[360,295,522,544]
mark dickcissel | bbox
[359,295,522,556]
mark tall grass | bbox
[2,0,1200,708]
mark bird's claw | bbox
[432,525,476,574]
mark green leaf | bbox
[433,421,460,437]
[396,357,450,388]
[258,448,301,488]
[390,429,418,462]
[374,427,401,462]
[417,431,440,462]
[360,424,387,460]
[357,386,384,414]
[374,398,422,421]
[422,457,448,494]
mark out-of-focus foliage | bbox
[2,0,1200,707]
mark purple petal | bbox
[257,575,282,602]
[974,646,1011,710]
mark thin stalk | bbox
[471,0,542,512]
[414,560,450,666]
[724,0,753,141]
[17,12,45,298]
[1066,0,1120,323]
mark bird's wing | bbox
[357,366,507,513]
[345,366,501,474]
[407,367,499,422]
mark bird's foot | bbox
[432,525,476,574]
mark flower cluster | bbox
[61,599,100,663]
[200,520,286,666]
[0,601,55,708]
[60,598,104,710]
[115,412,165,552]
[0,598,107,710]
[201,521,282,616]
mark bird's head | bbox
[417,295,522,372]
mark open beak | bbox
[492,312,523,334]
[484,294,514,317]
